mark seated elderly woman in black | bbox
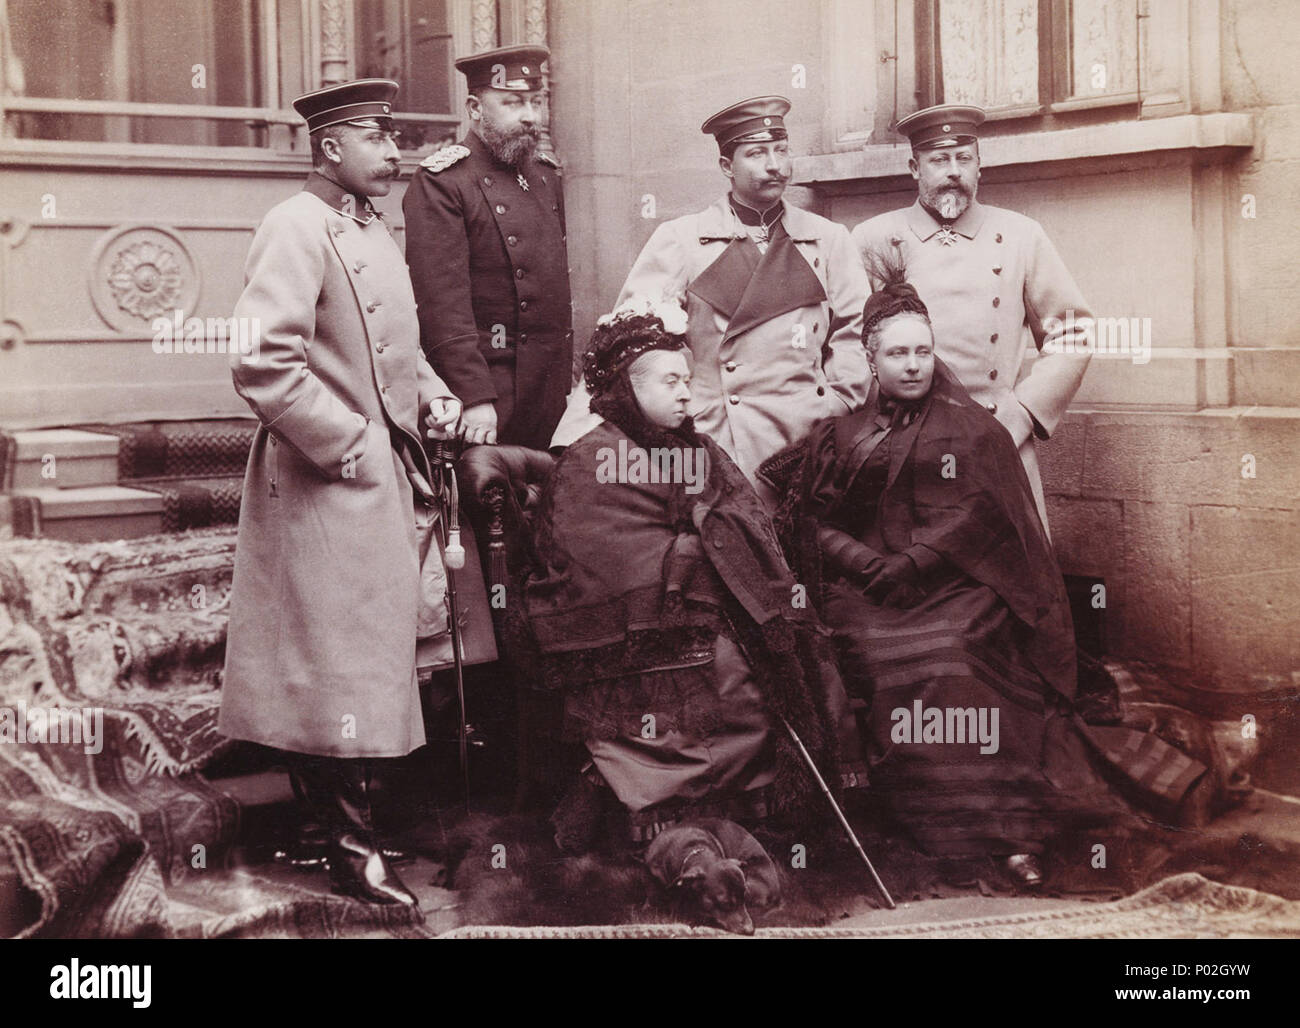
[523,306,864,844]
[759,278,1206,886]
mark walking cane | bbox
[432,438,471,812]
[780,715,895,909]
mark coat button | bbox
[713,538,724,549]
[990,333,999,343]
[376,343,385,353]
[816,386,825,396]
[814,257,820,267]
[515,268,525,279]
[725,361,736,373]
[495,203,507,214]
[729,394,740,405]
[381,384,389,394]
[483,175,493,186]
[995,233,1003,243]
[519,333,528,345]
[989,368,997,380]
[986,401,998,414]
[520,300,528,311]
[992,265,1002,274]
[992,297,1000,308]
[353,260,366,273]
[507,235,518,246]
[366,301,377,312]
[552,203,559,212]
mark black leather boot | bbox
[288,755,420,908]
[277,766,414,869]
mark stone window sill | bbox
[793,112,1255,190]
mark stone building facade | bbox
[1,0,1295,685]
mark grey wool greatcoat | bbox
[220,174,458,758]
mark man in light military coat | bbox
[220,80,465,908]
[551,96,870,502]
[852,105,1092,528]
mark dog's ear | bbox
[672,866,707,889]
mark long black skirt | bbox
[822,578,1204,858]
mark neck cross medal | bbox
[517,172,530,192]
[936,224,959,246]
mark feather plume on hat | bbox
[861,249,930,354]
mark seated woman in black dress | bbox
[759,276,1206,886]
[523,305,864,846]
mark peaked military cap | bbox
[455,44,549,92]
[292,79,398,134]
[896,104,986,150]
[701,95,791,151]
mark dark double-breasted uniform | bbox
[402,132,574,450]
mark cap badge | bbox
[942,124,951,132]
[522,66,530,74]
[763,117,772,125]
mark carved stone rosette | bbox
[89,226,200,333]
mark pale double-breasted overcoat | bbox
[220,176,458,758]
[852,199,1092,526]
[552,196,871,489]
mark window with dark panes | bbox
[352,0,460,151]
[1,0,459,150]
[915,0,1140,114]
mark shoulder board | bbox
[420,145,470,173]
[535,151,562,169]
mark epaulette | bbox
[536,151,562,169]
[420,144,470,173]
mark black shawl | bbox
[762,358,1077,701]
[522,371,849,814]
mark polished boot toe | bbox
[329,833,421,907]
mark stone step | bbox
[6,429,120,490]
[75,419,256,483]
[10,484,163,541]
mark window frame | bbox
[0,0,467,167]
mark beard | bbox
[921,182,973,221]
[478,115,540,167]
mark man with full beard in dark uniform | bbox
[403,45,574,451]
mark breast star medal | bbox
[937,225,959,246]
[517,172,530,191]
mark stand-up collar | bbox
[697,194,821,244]
[303,171,379,223]
[728,193,785,228]
[904,197,986,242]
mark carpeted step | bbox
[74,419,257,483]
[130,475,245,533]
[3,420,256,540]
